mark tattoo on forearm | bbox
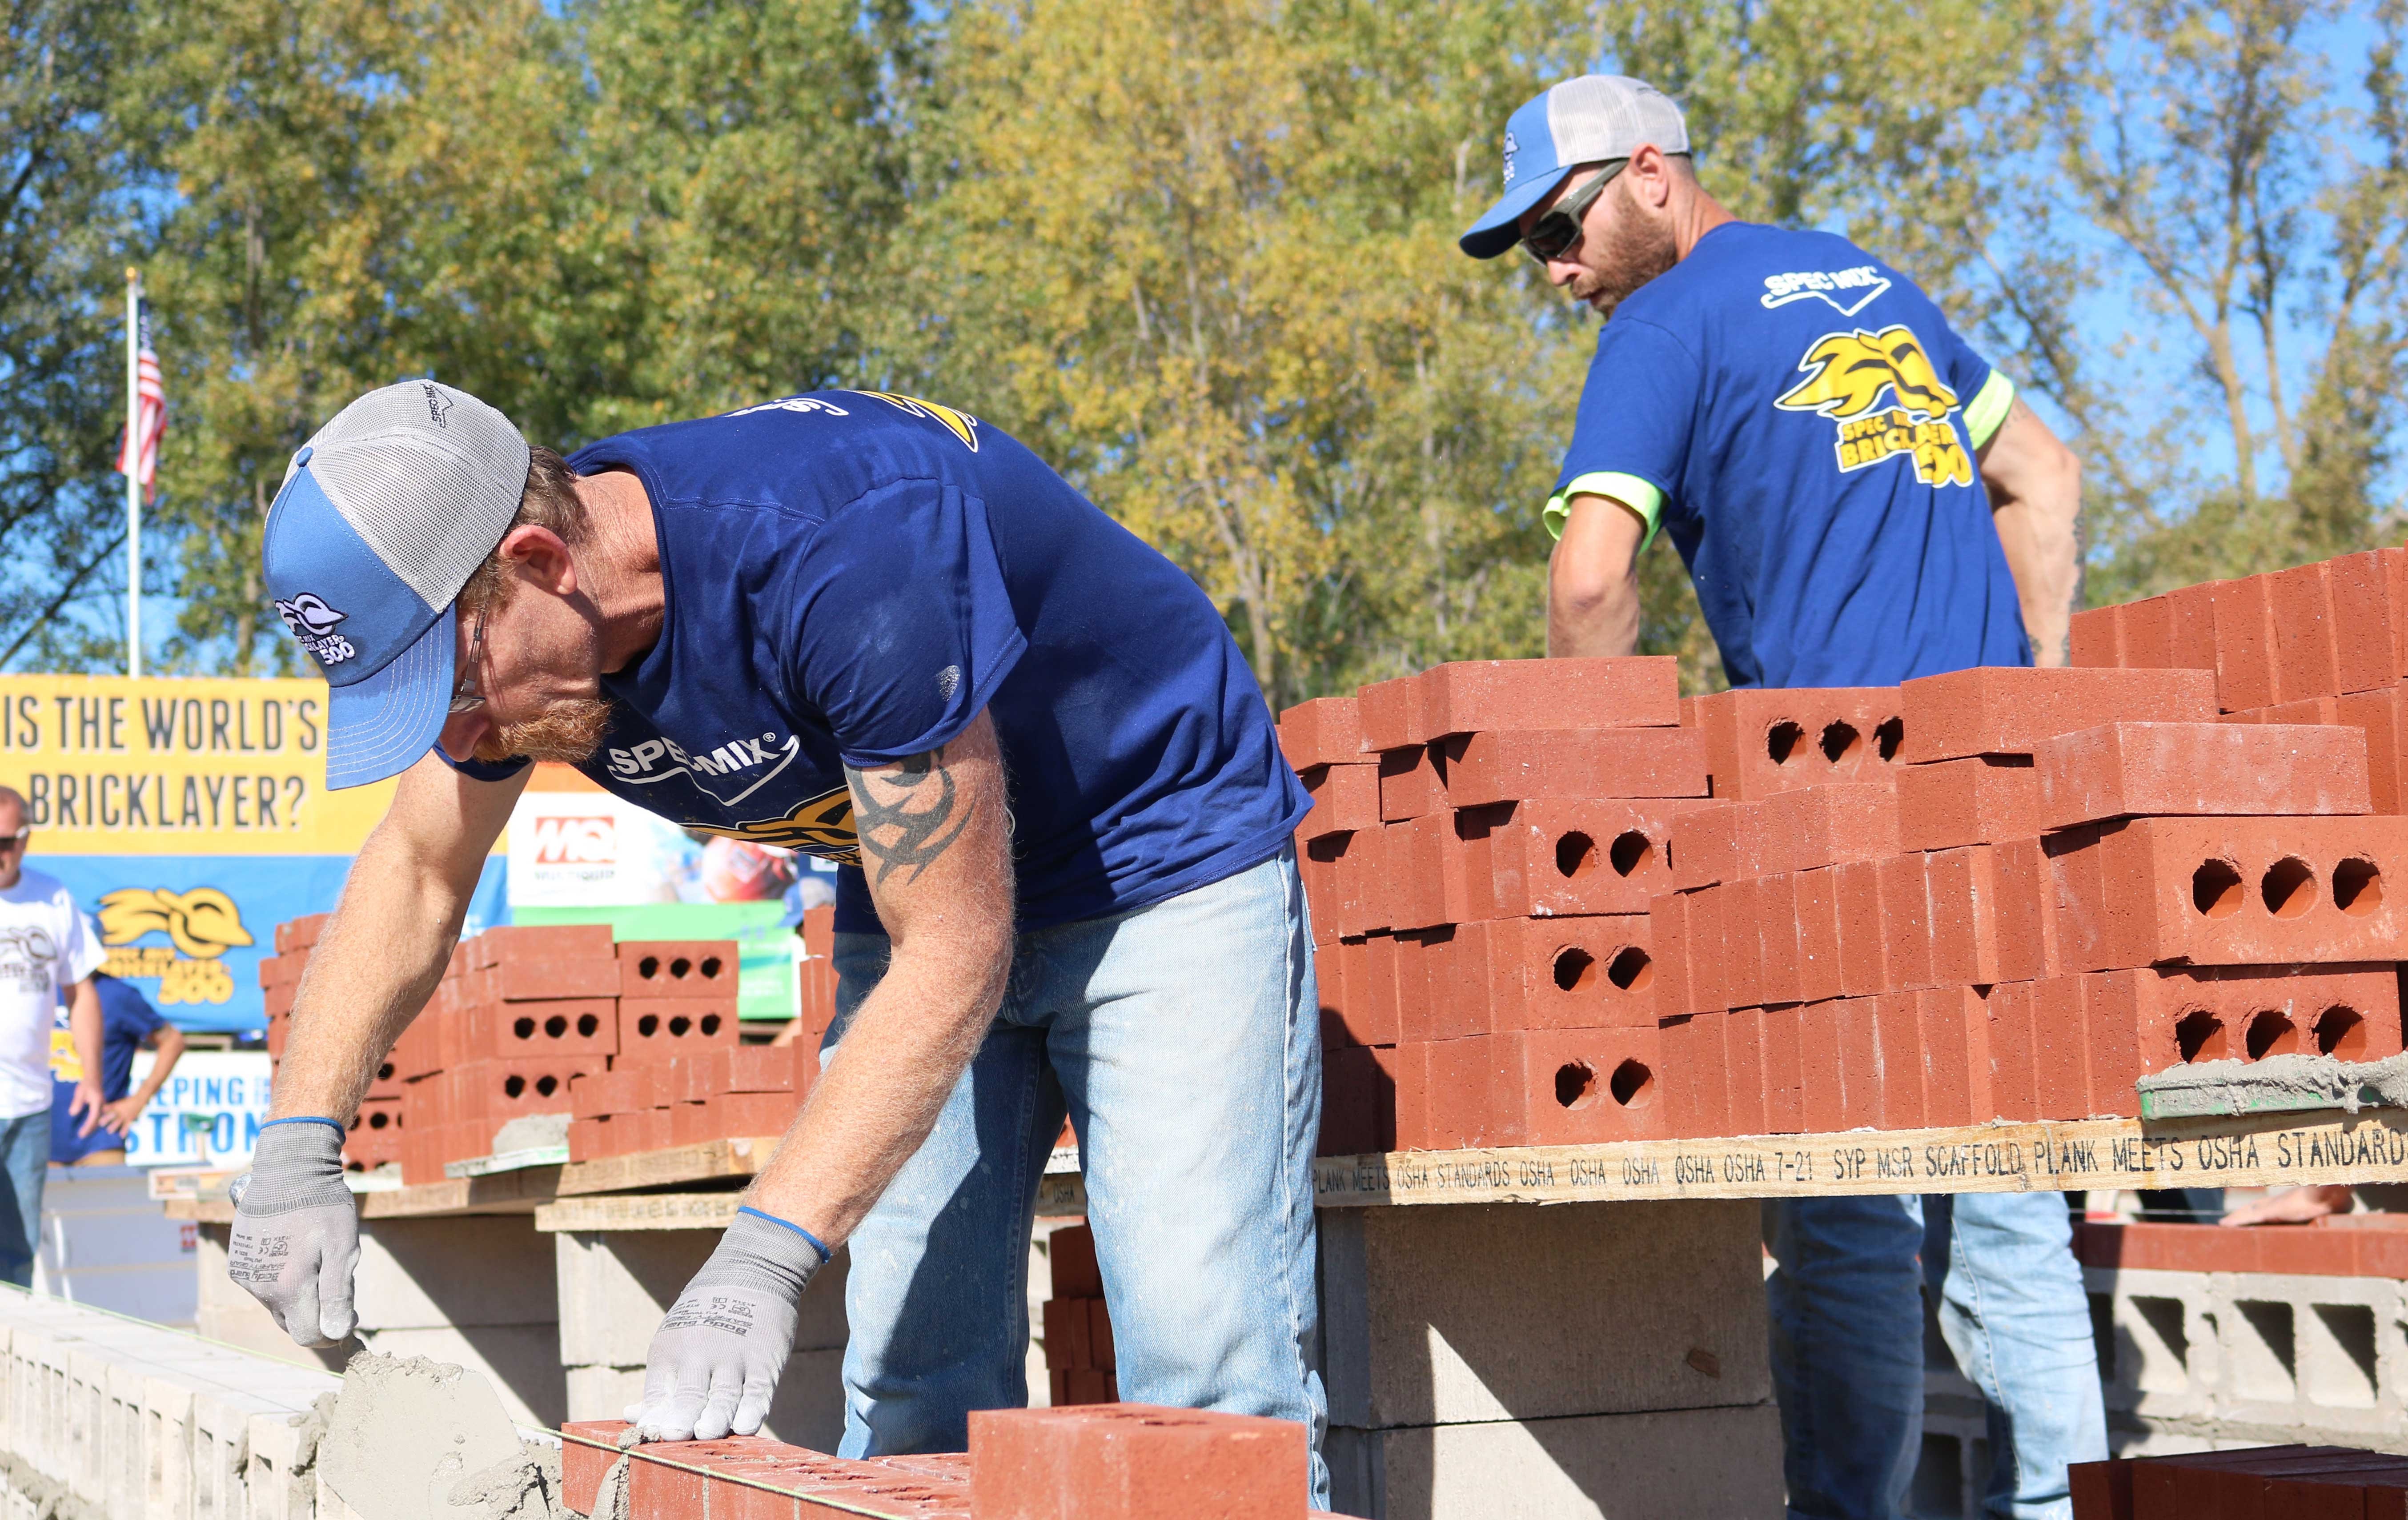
[846,749,972,886]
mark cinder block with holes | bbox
[1462,797,1688,918]
[2208,1272,2408,1438]
[2035,721,2372,830]
[1897,755,2041,852]
[1438,728,1711,807]
[1898,667,2219,762]
[2049,815,2408,970]
[1682,686,1906,800]
[2080,1264,2223,1424]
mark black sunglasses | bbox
[1521,160,1629,265]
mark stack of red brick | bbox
[1296,643,2408,1153]
[2075,1215,2408,1278]
[559,1402,1325,1519]
[1287,658,1710,1153]
[2071,1443,2408,1518]
[1042,1224,1119,1407]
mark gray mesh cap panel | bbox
[1546,75,1690,165]
[300,381,531,609]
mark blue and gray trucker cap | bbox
[1459,75,1691,260]
[261,380,530,790]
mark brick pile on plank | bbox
[1292,609,2408,1152]
[558,1402,1330,1519]
[2071,1443,2408,1518]
[261,906,845,1180]
[1040,1224,1120,1407]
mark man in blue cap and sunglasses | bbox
[1462,76,2099,1520]
[227,381,1328,1502]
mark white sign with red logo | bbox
[506,791,701,908]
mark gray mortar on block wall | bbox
[319,1353,562,1520]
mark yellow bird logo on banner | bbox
[96,887,255,960]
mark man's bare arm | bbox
[1548,494,1649,658]
[1978,397,2083,668]
[745,710,1013,1248]
[268,752,526,1121]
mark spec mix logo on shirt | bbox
[1773,325,1973,489]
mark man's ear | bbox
[497,524,579,598]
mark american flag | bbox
[117,301,163,503]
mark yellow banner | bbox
[0,675,399,856]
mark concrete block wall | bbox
[1319,1198,1782,1518]
[0,1282,345,1520]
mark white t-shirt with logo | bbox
[0,870,103,1119]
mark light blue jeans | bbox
[0,1111,48,1288]
[825,848,1328,1506]
[1764,1191,2105,1520]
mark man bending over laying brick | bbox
[229,382,1326,1501]
[1461,77,2091,1520]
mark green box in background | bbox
[513,901,798,1022]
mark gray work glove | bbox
[626,1207,828,1442]
[226,1118,361,1347]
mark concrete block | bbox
[354,1214,561,1330]
[1326,1402,1782,1520]
[2209,1270,2405,1438]
[554,1232,851,1368]
[1320,1199,1769,1430]
[2085,1265,2222,1424]
[243,1409,317,1520]
[142,1375,195,1520]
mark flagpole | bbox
[124,268,140,679]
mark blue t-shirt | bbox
[50,974,166,1162]
[461,392,1306,933]
[1550,223,2031,689]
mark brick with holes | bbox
[1647,892,1694,1021]
[1896,755,2041,852]
[1464,797,1689,918]
[440,1055,608,1138]
[2327,545,2408,693]
[2048,814,2408,970]
[1834,997,1881,1130]
[1875,852,1935,993]
[464,957,623,1003]
[1683,883,1728,1015]
[2035,721,2372,830]
[1916,986,1986,1128]
[673,1089,798,1146]
[463,997,617,1060]
[1924,845,2005,987]
[1276,696,1363,770]
[2082,962,2401,1114]
[618,996,740,1057]
[1755,782,1902,876]
[1497,1027,1669,1144]
[1897,667,2219,762]
[1832,858,1887,999]
[2030,975,2092,1119]
[1721,876,1765,1011]
[1481,916,1656,1032]
[1319,1044,1398,1156]
[1869,991,1926,1128]
[1437,728,1711,807]
[1682,686,1906,800]
[619,940,740,999]
[1417,657,1681,736]
[2270,560,2344,702]
[1984,981,2041,1122]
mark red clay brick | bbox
[1487,917,1656,1032]
[468,957,623,1003]
[1756,782,1902,875]
[1497,1027,1670,1144]
[1417,658,1680,737]
[1043,1296,1095,1370]
[1376,746,1446,822]
[470,924,614,967]
[1986,983,2041,1121]
[1762,1002,1806,1134]
[1833,859,1887,998]
[1924,845,2004,987]
[2082,963,2401,1097]
[2050,814,2408,970]
[2327,547,2408,693]
[1276,697,1364,770]
[2069,605,2123,668]
[1898,756,2040,853]
[1669,801,1762,890]
[1722,877,1765,1011]
[2123,594,2178,670]
[1868,992,1925,1128]
[1725,1007,1768,1136]
[2336,686,2408,815]
[2271,561,2344,702]
[1799,999,1847,1132]
[2214,574,2281,713]
[1049,1224,1102,1298]
[1649,893,1694,1023]
[1876,854,1935,992]
[1688,1012,1732,1136]
[1794,867,1845,1005]
[1465,797,1689,917]
[619,996,738,1056]
[2253,1225,2361,1278]
[1834,997,1880,1129]
[2031,976,2091,1118]
[2036,721,2372,830]
[620,941,740,1000]
[1685,886,1728,1015]
[1297,764,1380,840]
[1319,1045,1398,1156]
[1898,667,2219,763]
[1440,728,1711,806]
[1388,814,1469,931]
[1357,677,1424,753]
[1916,987,1981,1129]
[466,997,618,1060]
[2167,581,2225,682]
[1656,1015,1699,1138]
[1420,1035,1507,1148]
[968,1404,1310,1520]
[1688,687,1908,798]
[1329,936,1399,1047]
[2068,1458,2134,1520]
[1756,874,1804,1007]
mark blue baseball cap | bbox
[262,381,531,789]
[1460,75,1692,260]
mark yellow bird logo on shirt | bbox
[1774,325,1959,421]
[96,887,254,960]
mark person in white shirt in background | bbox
[0,787,104,1287]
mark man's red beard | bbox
[473,698,615,765]
[1569,176,1681,317]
